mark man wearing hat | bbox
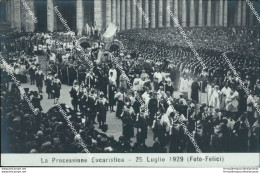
[114,88,125,118]
[45,72,53,99]
[31,92,43,112]
[96,92,108,129]
[35,67,44,93]
[52,74,62,103]
[28,62,36,85]
[70,80,79,111]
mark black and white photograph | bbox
[0,0,259,168]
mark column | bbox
[237,0,242,26]
[26,0,35,32]
[144,0,149,28]
[121,0,125,30]
[137,0,142,28]
[219,0,223,26]
[112,0,116,24]
[6,0,11,23]
[10,0,14,28]
[182,0,187,27]
[47,0,54,32]
[215,0,219,26]
[198,0,203,26]
[242,0,247,26]
[207,0,212,26]
[13,0,21,31]
[76,0,83,35]
[223,0,228,26]
[158,0,163,27]
[21,1,27,30]
[94,0,103,30]
[126,0,131,29]
[132,0,136,29]
[116,0,120,28]
[106,0,111,27]
[190,0,195,27]
[166,0,170,27]
[249,2,254,26]
[174,0,178,27]
[151,0,155,28]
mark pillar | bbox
[132,0,136,29]
[137,0,142,28]
[10,0,14,28]
[215,0,219,26]
[207,0,212,26]
[144,0,149,28]
[6,0,11,23]
[151,0,155,28]
[106,0,111,27]
[26,0,35,32]
[76,0,83,35]
[219,0,223,26]
[223,0,228,26]
[94,0,103,30]
[13,0,21,31]
[112,0,116,24]
[158,0,163,27]
[237,0,242,26]
[249,2,254,26]
[116,0,120,28]
[174,0,178,27]
[242,0,247,26]
[47,0,54,32]
[182,0,187,27]
[21,1,27,30]
[190,0,195,27]
[166,0,170,27]
[126,0,131,29]
[198,0,203,26]
[121,0,125,30]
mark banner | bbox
[103,23,118,38]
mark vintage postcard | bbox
[0,0,259,168]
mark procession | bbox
[1,0,260,154]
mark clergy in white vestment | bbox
[133,74,142,92]
[225,88,239,112]
[209,85,221,110]
[108,66,117,82]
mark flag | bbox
[85,23,90,35]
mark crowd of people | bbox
[1,26,259,153]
